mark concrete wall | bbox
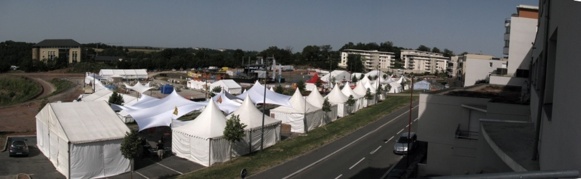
[464,56,506,87]
[532,0,581,172]
[489,76,527,87]
[485,102,530,122]
[507,16,537,75]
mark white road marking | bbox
[397,128,404,134]
[385,136,394,143]
[370,145,382,155]
[414,118,419,122]
[136,171,149,179]
[335,174,343,179]
[406,124,409,127]
[156,162,183,175]
[349,157,365,170]
[281,105,419,179]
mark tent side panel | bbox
[58,139,69,178]
[337,103,346,118]
[102,139,131,178]
[70,142,105,179]
[272,111,305,133]
[189,137,210,167]
[306,110,325,132]
[231,132,250,157]
[36,118,50,159]
[210,138,230,166]
[172,131,191,160]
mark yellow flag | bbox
[173,106,178,116]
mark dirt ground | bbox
[0,73,84,149]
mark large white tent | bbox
[36,102,130,179]
[227,96,281,156]
[124,82,153,94]
[172,100,230,167]
[78,88,139,123]
[320,70,351,83]
[210,79,242,95]
[99,69,148,81]
[270,89,325,133]
[341,82,363,113]
[306,88,337,123]
[363,81,378,106]
[212,92,242,114]
[237,81,291,107]
[353,81,369,108]
[325,83,349,117]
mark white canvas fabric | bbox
[210,79,242,95]
[270,89,325,133]
[227,95,281,156]
[325,83,349,117]
[171,100,230,166]
[320,70,351,83]
[99,69,147,81]
[365,70,386,79]
[236,81,291,107]
[80,88,137,106]
[341,82,364,113]
[306,89,324,108]
[353,81,369,108]
[36,101,130,179]
[124,82,153,94]
[212,92,242,114]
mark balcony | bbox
[503,46,509,55]
[504,33,510,41]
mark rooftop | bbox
[34,39,81,47]
[481,120,539,171]
[441,84,526,104]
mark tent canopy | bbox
[341,82,361,99]
[306,73,322,84]
[124,82,152,94]
[212,91,242,114]
[271,89,320,113]
[320,70,351,83]
[228,95,280,130]
[325,83,348,105]
[210,79,242,94]
[172,100,227,139]
[236,81,291,107]
[306,88,325,108]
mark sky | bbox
[0,0,537,57]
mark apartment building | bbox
[416,1,581,177]
[401,50,449,74]
[32,39,82,63]
[338,49,395,72]
[461,54,507,87]
[491,5,539,86]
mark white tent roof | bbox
[212,92,242,114]
[81,88,138,105]
[365,70,386,78]
[172,100,227,139]
[124,82,153,94]
[306,88,324,108]
[228,95,280,130]
[236,81,291,107]
[271,89,320,113]
[210,80,241,90]
[325,83,348,105]
[320,70,351,82]
[364,81,377,94]
[351,73,364,80]
[341,82,361,99]
[353,81,368,97]
[36,101,130,143]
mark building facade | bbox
[401,50,449,74]
[32,39,82,63]
[461,54,507,87]
[338,49,395,72]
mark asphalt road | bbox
[251,102,419,179]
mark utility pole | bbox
[260,57,268,151]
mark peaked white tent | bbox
[36,102,130,179]
[320,70,351,83]
[237,81,291,107]
[172,100,230,167]
[227,96,282,156]
[212,92,242,114]
[353,81,369,108]
[79,88,138,106]
[363,81,378,106]
[270,89,325,133]
[365,70,386,79]
[124,82,153,94]
[325,83,349,117]
[307,88,337,122]
[210,79,242,95]
[388,77,404,93]
[341,82,363,113]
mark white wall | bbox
[464,56,506,87]
[507,16,537,75]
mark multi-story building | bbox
[32,39,82,63]
[338,49,395,72]
[416,1,581,177]
[461,54,507,87]
[491,5,538,86]
[401,50,449,74]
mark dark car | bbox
[393,132,417,155]
[9,140,29,157]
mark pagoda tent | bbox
[123,82,153,94]
[171,100,230,167]
[36,102,130,179]
[320,70,351,83]
[270,89,325,133]
[325,83,349,117]
[388,77,405,93]
[227,96,282,156]
[307,88,337,123]
[237,81,291,107]
[306,73,322,91]
[353,81,369,108]
[341,82,363,113]
[364,81,378,106]
[212,92,242,114]
[210,79,242,95]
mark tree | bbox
[223,115,247,158]
[365,88,373,100]
[417,45,430,52]
[212,86,222,93]
[443,48,455,57]
[431,47,441,54]
[346,95,356,114]
[296,80,306,93]
[322,98,332,123]
[376,84,383,101]
[351,75,358,83]
[346,55,364,73]
[121,129,141,179]
[275,85,284,94]
[315,79,322,88]
[108,91,124,105]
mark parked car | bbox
[393,132,417,155]
[9,140,29,157]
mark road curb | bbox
[2,135,36,152]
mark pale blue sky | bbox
[0,0,536,57]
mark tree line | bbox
[0,40,454,73]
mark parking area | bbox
[0,135,205,179]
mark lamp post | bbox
[260,58,268,151]
[407,75,414,168]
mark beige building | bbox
[32,39,82,63]
[401,50,449,74]
[338,49,395,72]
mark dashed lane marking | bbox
[349,157,365,170]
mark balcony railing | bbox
[455,124,479,140]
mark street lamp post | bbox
[260,59,268,151]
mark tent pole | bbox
[209,139,211,166]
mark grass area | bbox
[50,78,74,94]
[0,75,41,106]
[179,96,416,179]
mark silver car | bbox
[393,132,417,155]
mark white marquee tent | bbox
[36,102,131,179]
[353,81,369,108]
[77,88,139,123]
[341,82,363,113]
[124,82,153,94]
[227,96,281,156]
[306,88,337,122]
[172,100,230,167]
[212,92,242,114]
[210,79,242,95]
[270,89,325,133]
[325,83,349,117]
[237,81,291,107]
[99,69,148,81]
[320,70,351,83]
